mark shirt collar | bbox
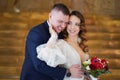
[47,20,50,27]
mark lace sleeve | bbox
[36,44,66,67]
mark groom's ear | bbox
[49,13,51,19]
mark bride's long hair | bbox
[63,11,88,53]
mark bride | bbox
[36,11,89,80]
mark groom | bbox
[20,3,82,80]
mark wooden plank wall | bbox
[0,12,48,80]
[86,15,120,80]
[0,12,120,80]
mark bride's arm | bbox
[46,25,58,48]
[36,26,66,67]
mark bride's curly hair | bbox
[62,11,88,53]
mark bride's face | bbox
[67,15,81,37]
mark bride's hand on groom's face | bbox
[49,24,57,38]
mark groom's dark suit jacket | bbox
[20,21,66,80]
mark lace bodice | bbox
[36,39,89,80]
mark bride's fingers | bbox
[49,26,55,34]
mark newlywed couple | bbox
[20,3,91,80]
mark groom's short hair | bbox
[51,3,70,15]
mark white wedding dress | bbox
[36,39,89,80]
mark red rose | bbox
[89,64,97,70]
[91,57,100,66]
[96,63,104,69]
[101,59,109,70]
[104,65,109,71]
[83,56,110,78]
[101,59,107,65]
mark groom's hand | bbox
[69,64,84,78]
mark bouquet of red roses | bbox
[83,57,110,79]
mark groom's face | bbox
[49,11,69,33]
